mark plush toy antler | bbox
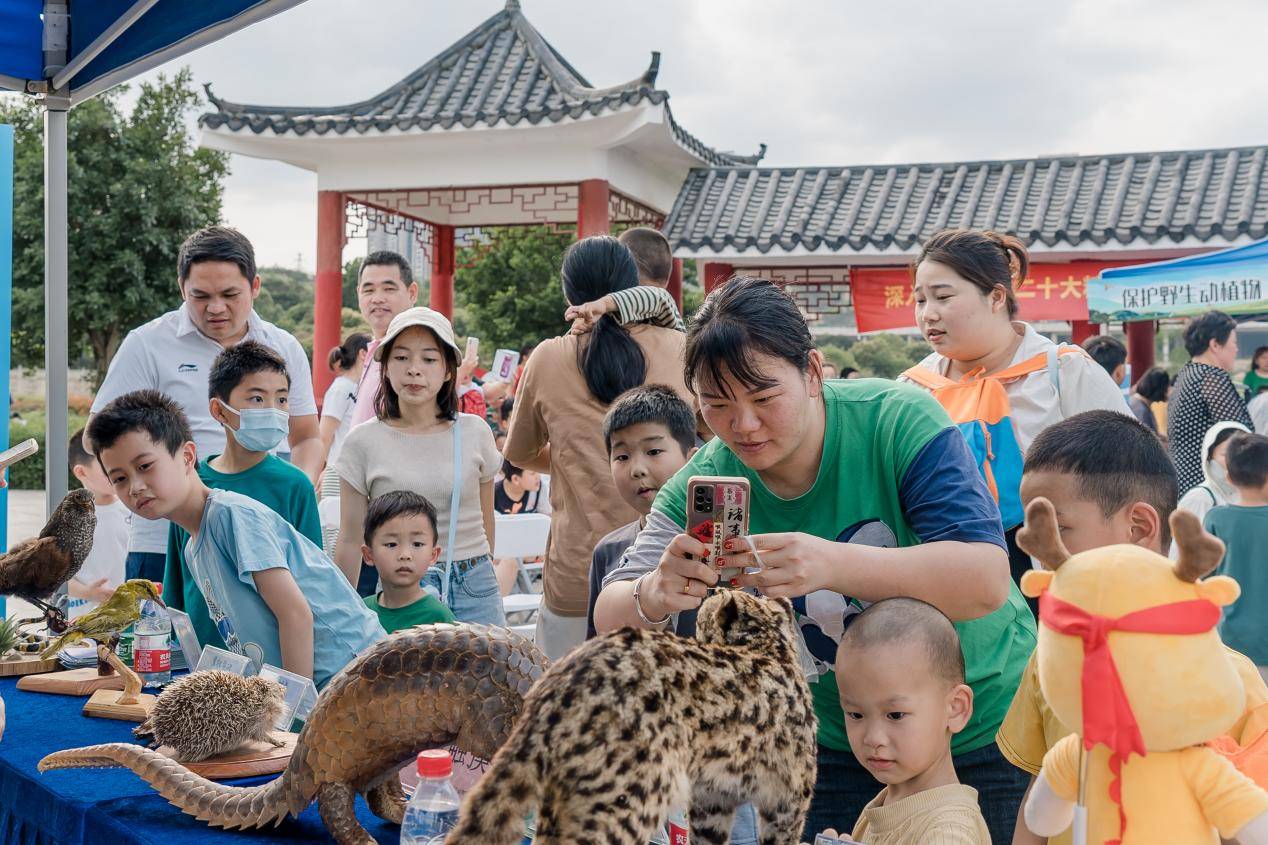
[1169,509,1225,582]
[1015,497,1070,571]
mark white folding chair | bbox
[493,513,551,594]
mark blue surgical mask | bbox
[219,403,289,452]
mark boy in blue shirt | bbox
[1205,432,1268,678]
[88,389,384,689]
[165,341,323,649]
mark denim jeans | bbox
[803,741,1028,844]
[423,555,506,627]
[125,551,167,584]
[729,802,758,844]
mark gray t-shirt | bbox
[336,414,501,560]
[586,519,642,639]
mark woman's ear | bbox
[990,284,1010,315]
[807,350,825,397]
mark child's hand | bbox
[564,296,613,335]
[87,578,115,603]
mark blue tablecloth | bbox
[0,676,405,845]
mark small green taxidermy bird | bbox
[41,580,164,658]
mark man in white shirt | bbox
[88,226,322,583]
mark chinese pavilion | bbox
[199,0,762,396]
[200,2,1268,389]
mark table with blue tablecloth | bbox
[0,676,404,845]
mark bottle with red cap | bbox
[400,749,461,844]
[133,582,171,687]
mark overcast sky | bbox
[131,0,1268,271]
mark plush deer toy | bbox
[1018,497,1268,845]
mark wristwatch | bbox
[632,573,671,626]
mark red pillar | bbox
[667,258,683,309]
[577,179,611,239]
[313,190,345,404]
[703,262,734,293]
[1071,320,1100,345]
[1126,320,1156,377]
[430,224,455,319]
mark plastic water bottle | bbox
[400,750,460,844]
[133,585,171,687]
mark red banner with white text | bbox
[852,261,1141,334]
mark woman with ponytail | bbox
[900,229,1128,588]
[504,236,690,659]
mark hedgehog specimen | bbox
[134,671,287,763]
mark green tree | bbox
[850,334,929,378]
[342,256,363,310]
[454,226,572,350]
[2,68,228,386]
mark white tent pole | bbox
[44,94,70,517]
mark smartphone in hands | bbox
[686,476,751,586]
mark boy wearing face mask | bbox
[164,341,323,649]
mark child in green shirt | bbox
[165,341,323,649]
[361,490,456,633]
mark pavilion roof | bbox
[665,145,1268,256]
[199,0,762,167]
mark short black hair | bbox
[1024,410,1178,546]
[603,384,696,455]
[178,226,256,285]
[1183,311,1237,357]
[87,390,193,459]
[841,366,859,378]
[359,250,413,287]
[501,458,526,481]
[1226,433,1268,489]
[617,227,673,284]
[1209,425,1246,460]
[69,427,92,469]
[686,277,813,400]
[840,597,965,687]
[208,340,290,403]
[1082,335,1127,378]
[499,395,514,422]
[1133,367,1170,403]
[364,490,438,546]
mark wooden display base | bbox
[16,666,125,695]
[157,731,297,779]
[83,688,157,722]
[0,653,62,677]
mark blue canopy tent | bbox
[0,0,306,521]
[1089,236,1268,323]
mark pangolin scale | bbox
[39,623,549,845]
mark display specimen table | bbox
[0,676,404,845]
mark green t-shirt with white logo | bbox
[653,379,1035,754]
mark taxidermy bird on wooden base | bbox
[0,488,96,633]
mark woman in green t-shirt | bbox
[594,277,1035,841]
[1244,346,1268,399]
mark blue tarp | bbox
[0,0,305,101]
[1088,236,1268,322]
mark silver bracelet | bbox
[632,573,671,626]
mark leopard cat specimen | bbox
[446,589,817,845]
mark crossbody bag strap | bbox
[442,417,464,606]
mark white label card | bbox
[258,663,318,731]
[166,608,202,669]
[194,645,252,676]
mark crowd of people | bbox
[60,221,1268,844]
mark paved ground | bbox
[4,489,48,619]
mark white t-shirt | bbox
[903,321,1131,452]
[321,375,359,467]
[67,498,131,620]
[91,305,317,553]
[335,414,501,561]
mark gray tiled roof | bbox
[199,1,762,167]
[665,146,1268,254]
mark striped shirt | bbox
[609,285,685,332]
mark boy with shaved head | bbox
[818,597,991,845]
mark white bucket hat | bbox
[373,306,460,361]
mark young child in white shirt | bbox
[66,427,131,618]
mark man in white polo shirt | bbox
[88,226,322,583]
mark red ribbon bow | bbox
[1039,590,1221,844]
